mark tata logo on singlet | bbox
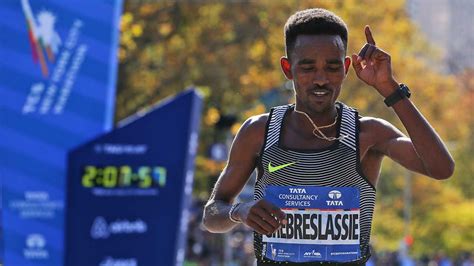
[289,188,306,193]
[327,190,343,206]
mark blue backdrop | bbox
[65,89,202,266]
[0,1,122,265]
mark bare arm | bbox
[202,114,264,232]
[353,26,454,179]
[202,114,286,234]
[366,97,454,179]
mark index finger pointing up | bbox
[365,25,376,45]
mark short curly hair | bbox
[284,8,348,58]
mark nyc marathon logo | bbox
[303,250,322,259]
[21,0,88,115]
[21,0,61,77]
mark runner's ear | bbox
[344,56,351,75]
[280,57,293,80]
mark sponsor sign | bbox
[99,257,138,266]
[23,234,49,260]
[0,1,122,265]
[90,216,148,239]
[65,89,202,266]
[262,186,361,263]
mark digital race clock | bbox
[81,165,167,188]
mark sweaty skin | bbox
[202,26,454,236]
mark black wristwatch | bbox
[384,83,411,107]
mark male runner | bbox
[202,8,454,265]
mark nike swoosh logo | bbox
[268,161,296,173]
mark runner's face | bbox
[283,35,349,115]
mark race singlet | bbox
[262,186,361,263]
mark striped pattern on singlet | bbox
[254,102,376,265]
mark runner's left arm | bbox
[352,26,454,179]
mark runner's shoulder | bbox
[237,113,268,140]
[358,115,394,134]
[358,116,402,150]
[230,113,268,156]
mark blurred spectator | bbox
[460,252,474,266]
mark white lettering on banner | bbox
[24,191,49,201]
[331,251,359,256]
[94,143,148,155]
[326,200,343,206]
[263,210,360,245]
[21,19,86,115]
[39,84,57,114]
[22,83,45,114]
[51,50,71,83]
[92,188,158,197]
[284,200,311,207]
[99,257,138,266]
[65,20,82,49]
[91,217,148,239]
[9,191,63,219]
[289,188,306,194]
[54,44,88,114]
[109,220,147,234]
[277,188,318,208]
[278,194,318,201]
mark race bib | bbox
[262,186,361,263]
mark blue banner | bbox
[65,89,202,266]
[0,1,122,265]
[263,186,361,263]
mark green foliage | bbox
[410,178,474,258]
[118,0,473,258]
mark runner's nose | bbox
[313,70,329,86]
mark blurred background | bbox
[118,0,472,265]
[115,0,473,265]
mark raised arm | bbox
[353,26,454,179]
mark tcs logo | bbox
[327,190,343,206]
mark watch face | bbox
[401,84,411,97]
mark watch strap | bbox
[384,83,410,107]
